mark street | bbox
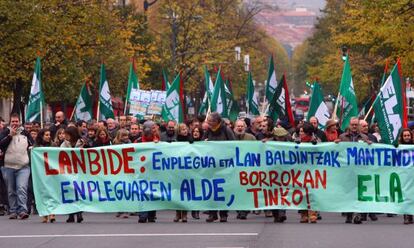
[0,211,412,248]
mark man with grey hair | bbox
[234,119,255,141]
[234,119,255,220]
[359,119,378,143]
[358,119,378,222]
[106,118,119,140]
[246,116,263,137]
[203,112,235,222]
[338,117,370,224]
[137,120,158,223]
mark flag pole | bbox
[332,92,340,120]
[69,106,76,121]
[40,101,44,129]
[363,104,375,122]
[123,99,128,116]
[96,100,100,122]
[260,95,267,117]
[205,102,211,122]
[124,57,134,116]
[123,98,128,116]
[362,60,391,122]
[363,80,390,121]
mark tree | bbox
[0,1,158,107]
[293,0,414,103]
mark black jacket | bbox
[202,122,235,141]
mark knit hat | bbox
[143,120,155,132]
[272,127,289,137]
[325,119,337,129]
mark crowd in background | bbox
[0,111,413,225]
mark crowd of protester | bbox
[0,111,413,225]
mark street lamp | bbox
[341,45,348,61]
[243,54,250,72]
[235,46,241,61]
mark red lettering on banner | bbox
[71,150,86,174]
[108,149,122,174]
[239,171,248,185]
[101,149,108,175]
[122,147,135,174]
[44,152,58,175]
[59,151,72,174]
[267,189,278,206]
[292,189,303,205]
[291,169,303,187]
[280,187,290,206]
[45,148,137,176]
[87,149,101,175]
[315,170,327,189]
[303,170,314,188]
[269,171,281,187]
[247,188,261,208]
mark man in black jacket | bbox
[309,116,327,142]
[203,112,235,223]
[49,111,68,138]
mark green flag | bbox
[210,68,228,118]
[124,62,139,115]
[267,74,295,126]
[373,60,406,145]
[162,68,171,91]
[246,71,260,116]
[371,61,390,124]
[26,57,45,123]
[162,74,183,122]
[98,63,115,120]
[198,93,209,116]
[225,79,239,121]
[74,82,93,122]
[336,55,358,131]
[198,66,214,115]
[265,55,278,103]
[307,82,330,129]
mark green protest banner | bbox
[31,142,414,216]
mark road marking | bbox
[0,233,258,239]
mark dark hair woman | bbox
[298,122,319,223]
[61,126,84,223]
[35,128,52,147]
[34,128,54,223]
[93,127,111,147]
[399,128,413,224]
[191,127,203,142]
[188,126,203,220]
[173,123,193,223]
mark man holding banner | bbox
[233,119,256,220]
[338,117,370,224]
[203,112,235,222]
[137,120,159,223]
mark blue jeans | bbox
[1,166,30,214]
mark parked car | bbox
[294,97,310,113]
